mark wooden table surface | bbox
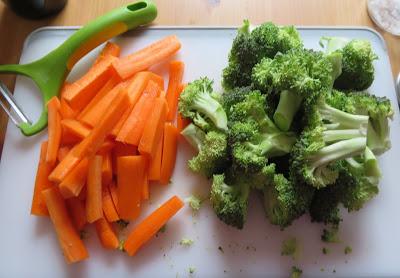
[0,0,399,155]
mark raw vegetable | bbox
[46,97,62,166]
[124,196,184,256]
[160,123,179,185]
[95,218,119,249]
[166,61,185,121]
[86,156,103,223]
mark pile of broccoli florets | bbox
[178,21,393,231]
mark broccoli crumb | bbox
[344,246,352,255]
[188,267,196,274]
[156,224,167,237]
[321,226,340,243]
[322,247,329,254]
[281,237,299,259]
[116,220,129,229]
[290,266,303,278]
[320,268,325,272]
[180,238,194,246]
[79,230,88,240]
[186,195,203,213]
[218,246,224,253]
[333,269,336,273]
[118,240,125,252]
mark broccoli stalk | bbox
[181,123,206,151]
[273,90,303,132]
[179,77,228,132]
[210,174,250,229]
[291,98,369,188]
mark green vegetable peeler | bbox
[0,0,157,136]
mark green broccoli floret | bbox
[290,266,303,278]
[252,48,338,131]
[339,148,380,211]
[222,21,303,90]
[263,167,314,228]
[321,37,378,90]
[178,77,228,132]
[290,97,369,188]
[281,237,299,259]
[229,91,297,172]
[185,195,202,213]
[327,90,393,155]
[181,124,228,178]
[210,174,250,229]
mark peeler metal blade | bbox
[0,81,32,127]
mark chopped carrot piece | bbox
[160,123,179,185]
[97,139,115,155]
[111,142,137,173]
[49,89,129,183]
[57,146,71,162]
[102,183,119,222]
[77,76,119,122]
[148,132,163,181]
[78,81,128,127]
[63,55,118,110]
[113,35,181,80]
[94,42,121,66]
[59,158,88,199]
[60,82,71,99]
[124,196,184,256]
[60,98,78,120]
[42,187,89,264]
[141,172,149,201]
[165,61,184,121]
[117,156,146,220]
[46,97,62,166]
[138,97,168,158]
[66,197,87,231]
[116,80,160,145]
[101,152,113,186]
[86,156,103,223]
[31,141,54,216]
[95,218,119,249]
[61,119,91,140]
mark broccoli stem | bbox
[310,137,367,169]
[181,124,206,151]
[318,103,369,130]
[273,90,303,131]
[192,93,228,131]
[364,147,381,177]
[323,129,367,143]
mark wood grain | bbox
[0,0,399,156]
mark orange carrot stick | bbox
[66,197,87,231]
[165,61,184,121]
[160,123,179,185]
[148,132,163,181]
[46,97,62,166]
[86,156,103,223]
[49,89,129,183]
[60,98,78,120]
[97,139,115,155]
[77,76,119,121]
[59,158,88,199]
[116,81,160,145]
[101,152,113,186]
[108,182,119,215]
[117,156,146,220]
[124,196,184,256]
[138,97,168,158]
[111,142,137,173]
[79,81,128,127]
[61,119,91,140]
[63,55,118,110]
[95,218,119,249]
[113,35,181,80]
[42,187,89,264]
[94,42,121,66]
[141,172,149,201]
[57,146,71,162]
[31,141,54,216]
[60,82,72,99]
[102,183,119,222]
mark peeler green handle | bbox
[0,1,157,136]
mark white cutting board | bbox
[0,26,399,278]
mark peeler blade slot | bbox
[0,81,32,127]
